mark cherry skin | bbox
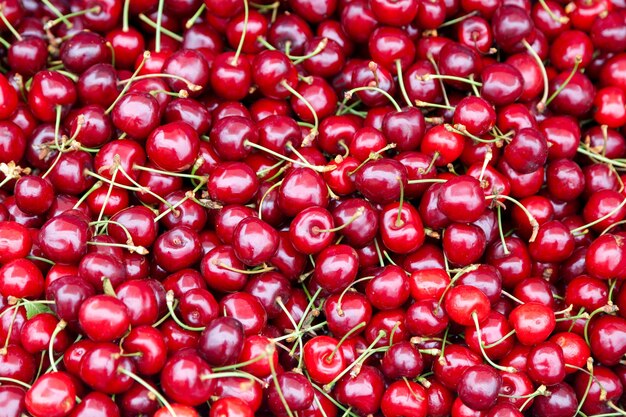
[160,350,215,407]
[444,284,490,326]
[25,372,76,417]
[381,380,428,417]
[232,217,279,266]
[457,364,502,411]
[303,336,346,385]
[438,175,486,223]
[146,121,200,173]
[78,295,131,342]
[334,365,385,417]
[509,302,556,346]
[313,244,359,294]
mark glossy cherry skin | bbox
[355,159,407,205]
[146,121,200,173]
[313,244,359,293]
[219,292,267,336]
[25,372,76,417]
[509,302,555,345]
[160,350,215,407]
[153,227,202,273]
[232,217,279,266]
[438,175,486,223]
[78,295,130,342]
[589,315,626,365]
[334,365,385,417]
[324,291,372,337]
[0,258,45,300]
[79,343,135,394]
[526,341,566,386]
[380,201,425,254]
[27,71,77,122]
[433,344,482,390]
[457,364,502,411]
[267,371,314,414]
[0,74,18,120]
[197,317,244,367]
[503,128,548,174]
[532,382,578,417]
[303,336,346,385]
[528,220,575,263]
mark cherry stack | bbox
[0,0,624,416]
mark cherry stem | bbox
[280,81,319,139]
[420,73,482,86]
[438,10,478,27]
[327,322,367,362]
[232,0,249,65]
[41,106,65,179]
[118,73,201,92]
[291,38,328,65]
[415,99,454,111]
[267,345,295,417]
[44,6,101,30]
[155,0,166,52]
[500,290,525,305]
[584,304,619,346]
[185,3,206,29]
[395,60,413,108]
[212,260,275,275]
[571,197,626,235]
[258,179,282,219]
[0,36,9,49]
[48,320,67,373]
[87,240,148,255]
[164,291,205,332]
[117,366,178,417]
[425,52,450,107]
[336,276,375,314]
[395,177,406,227]
[0,377,31,389]
[406,178,447,185]
[138,12,183,43]
[345,85,401,112]
[314,207,365,234]
[0,8,21,41]
[574,358,596,416]
[538,0,569,22]
[27,255,55,265]
[132,164,205,181]
[200,371,265,386]
[106,51,150,115]
[607,402,626,416]
[472,312,517,373]
[518,385,550,411]
[97,165,120,224]
[243,141,325,173]
[446,124,502,145]
[312,384,360,417]
[41,0,73,28]
[324,330,387,391]
[486,194,539,242]
[496,206,511,255]
[212,345,273,372]
[373,238,385,267]
[436,264,481,309]
[482,329,516,349]
[122,0,130,31]
[521,39,549,113]
[348,143,397,176]
[545,57,582,108]
[275,297,304,369]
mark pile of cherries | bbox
[0,0,626,416]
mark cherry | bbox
[232,217,278,266]
[219,292,267,336]
[302,335,346,385]
[25,371,76,417]
[238,335,278,378]
[146,121,200,173]
[153,226,202,273]
[334,365,385,416]
[79,343,135,394]
[457,364,502,411]
[381,380,428,417]
[79,295,131,342]
[313,244,359,294]
[267,371,314,414]
[433,344,482,390]
[531,382,578,417]
[589,315,626,365]
[509,302,555,345]
[0,74,19,120]
[439,175,486,223]
[0,258,44,299]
